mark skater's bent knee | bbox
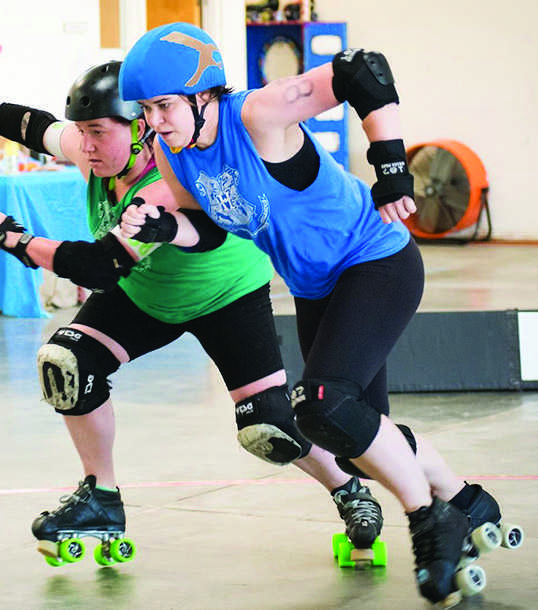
[235,385,312,465]
[291,378,380,457]
[37,327,120,415]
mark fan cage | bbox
[404,139,489,239]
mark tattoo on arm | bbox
[283,79,314,104]
[21,112,31,140]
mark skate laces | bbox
[411,521,436,562]
[334,486,381,528]
[409,506,445,563]
[47,480,92,517]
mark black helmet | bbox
[65,61,143,121]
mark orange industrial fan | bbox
[404,139,491,241]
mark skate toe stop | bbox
[37,539,58,558]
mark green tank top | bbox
[86,167,273,323]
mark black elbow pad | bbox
[0,103,58,154]
[53,233,136,291]
[332,49,399,119]
[178,209,227,252]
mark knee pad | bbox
[37,327,121,415]
[396,423,417,454]
[335,423,417,478]
[291,378,381,458]
[235,385,312,466]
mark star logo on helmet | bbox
[160,32,222,88]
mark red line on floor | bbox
[1,474,536,495]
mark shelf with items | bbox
[246,0,318,24]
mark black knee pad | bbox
[37,327,121,416]
[396,423,417,454]
[335,423,417,478]
[235,384,312,466]
[335,456,371,479]
[291,378,381,458]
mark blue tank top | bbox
[161,91,409,299]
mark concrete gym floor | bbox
[0,242,537,610]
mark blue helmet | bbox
[120,22,226,101]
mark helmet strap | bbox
[108,119,145,190]
[187,94,208,147]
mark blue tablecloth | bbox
[0,167,91,317]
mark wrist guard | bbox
[367,139,414,208]
[332,49,399,120]
[0,215,38,268]
[129,197,178,243]
[0,103,58,154]
[0,214,26,240]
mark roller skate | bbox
[452,483,524,567]
[332,480,387,568]
[31,475,136,567]
[408,497,485,608]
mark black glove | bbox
[367,139,414,209]
[0,215,38,268]
[127,197,178,243]
[0,214,25,242]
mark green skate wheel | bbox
[58,538,86,563]
[109,538,137,563]
[371,538,387,567]
[44,555,65,567]
[94,543,117,566]
[337,540,355,568]
[332,533,348,558]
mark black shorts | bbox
[72,283,283,391]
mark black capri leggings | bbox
[72,283,283,391]
[293,238,424,416]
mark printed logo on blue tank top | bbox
[195,165,270,238]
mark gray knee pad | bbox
[335,423,417,478]
[291,378,381,458]
[37,327,121,415]
[235,385,312,466]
